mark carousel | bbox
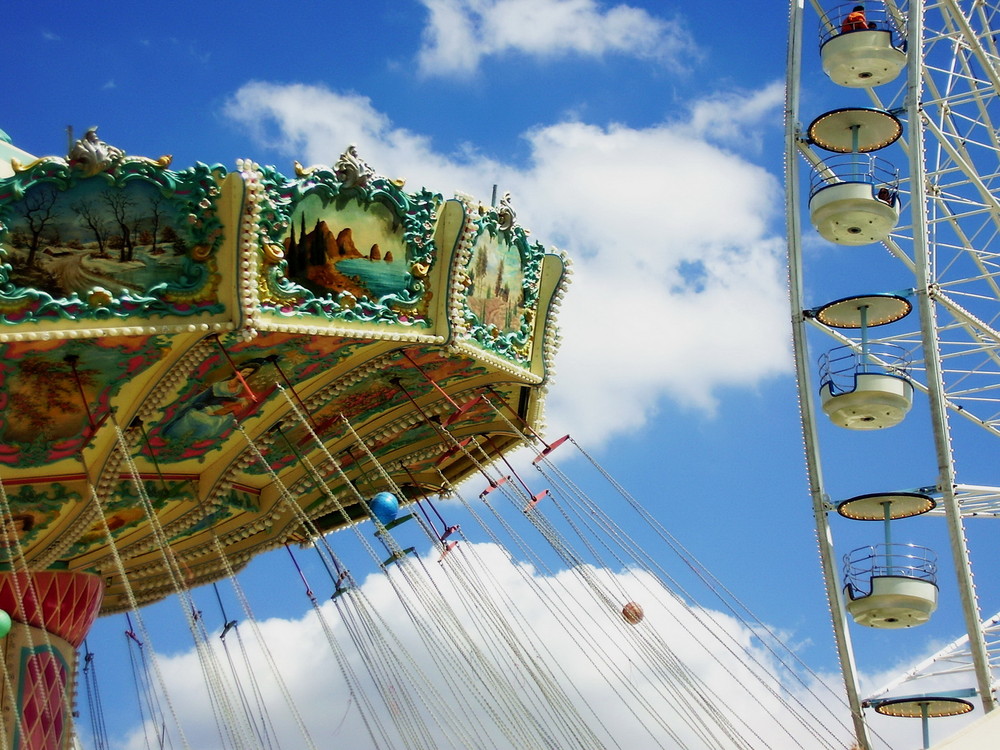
[0,127,568,748]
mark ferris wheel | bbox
[786,0,1000,747]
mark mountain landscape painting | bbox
[282,195,410,302]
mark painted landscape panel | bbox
[2,180,195,300]
[467,231,527,335]
[282,195,410,302]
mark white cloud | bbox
[416,0,696,76]
[225,81,790,445]
[683,80,787,150]
[223,83,499,197]
[111,543,853,749]
[507,112,789,436]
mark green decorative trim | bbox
[459,196,545,365]
[251,149,441,328]
[0,151,228,324]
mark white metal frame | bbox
[786,0,1000,746]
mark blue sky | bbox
[4,1,993,748]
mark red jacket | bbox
[842,10,868,32]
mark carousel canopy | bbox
[0,129,568,613]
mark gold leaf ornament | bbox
[263,243,285,264]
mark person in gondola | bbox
[841,5,868,33]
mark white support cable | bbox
[211,598,281,750]
[216,626,281,750]
[450,444,760,744]
[441,474,686,747]
[382,555,551,750]
[486,470,747,748]
[392,560,549,749]
[264,373,860,749]
[406,465,626,750]
[451,484,687,749]
[80,643,110,750]
[320,558,471,747]
[123,630,160,750]
[274,362,884,748]
[228,408,379,729]
[110,418,254,750]
[505,473,768,750]
[263,410,528,748]
[334,574,474,750]
[533,458,845,750]
[86,482,192,750]
[311,600,397,750]
[334,428,600,750]
[239,423,458,749]
[208,538,320,750]
[330,593,444,750]
[433,550,615,750]
[258,395,566,749]
[558,437,890,747]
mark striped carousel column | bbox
[0,571,103,750]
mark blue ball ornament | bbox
[0,609,12,638]
[368,492,399,526]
